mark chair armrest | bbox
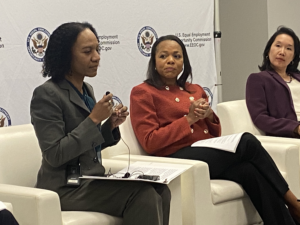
[0,184,63,225]
[112,154,214,224]
[257,135,300,157]
[258,141,300,198]
[0,201,13,213]
[103,157,185,225]
[256,135,300,147]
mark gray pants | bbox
[60,180,171,225]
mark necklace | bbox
[285,74,293,83]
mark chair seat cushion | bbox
[211,180,247,204]
[62,211,122,225]
[210,170,286,205]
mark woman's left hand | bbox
[108,104,129,130]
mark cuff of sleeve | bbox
[205,112,220,125]
[82,117,105,149]
[101,120,121,148]
[183,115,197,134]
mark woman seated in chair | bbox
[130,34,300,225]
[246,26,300,138]
[30,22,170,225]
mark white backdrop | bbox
[0,0,217,127]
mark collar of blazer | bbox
[57,79,96,113]
[267,70,300,84]
[292,72,300,82]
[267,70,299,107]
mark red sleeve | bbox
[204,112,221,137]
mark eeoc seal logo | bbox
[27,27,50,62]
[137,26,158,57]
[0,107,11,127]
[203,87,213,106]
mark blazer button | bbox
[204,129,208,134]
[93,157,98,163]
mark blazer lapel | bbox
[267,70,294,107]
[84,82,97,103]
[268,70,290,89]
[292,72,300,82]
[58,79,90,113]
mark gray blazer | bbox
[30,79,120,196]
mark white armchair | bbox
[217,99,300,198]
[102,117,300,225]
[0,124,183,225]
[0,124,125,225]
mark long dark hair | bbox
[42,22,99,83]
[145,35,192,91]
[259,26,300,73]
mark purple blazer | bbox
[246,70,300,138]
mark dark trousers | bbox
[0,210,19,225]
[60,180,171,225]
[168,133,295,225]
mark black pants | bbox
[0,210,19,225]
[168,133,295,225]
[60,180,171,225]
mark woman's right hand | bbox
[89,93,113,125]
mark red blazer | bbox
[130,82,221,156]
[246,70,300,138]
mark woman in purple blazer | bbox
[246,26,300,138]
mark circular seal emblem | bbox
[0,107,11,127]
[137,26,158,57]
[203,87,213,106]
[27,27,50,62]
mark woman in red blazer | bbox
[246,26,300,138]
[130,35,300,225]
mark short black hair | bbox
[145,35,193,91]
[42,22,99,82]
[259,26,300,73]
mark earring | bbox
[266,55,269,59]
[290,61,294,65]
[155,67,157,70]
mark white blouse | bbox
[287,78,300,121]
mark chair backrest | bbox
[217,100,265,136]
[0,124,42,187]
[102,117,148,158]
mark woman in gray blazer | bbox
[30,22,170,225]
